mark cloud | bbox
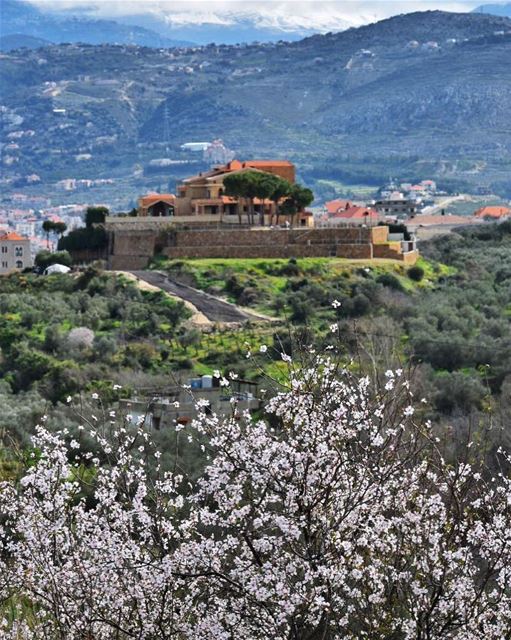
[28,0,480,32]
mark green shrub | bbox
[278,259,300,277]
[376,273,404,291]
[407,265,425,282]
[35,250,72,270]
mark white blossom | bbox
[1,361,510,640]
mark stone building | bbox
[136,159,311,226]
[0,231,32,274]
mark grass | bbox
[154,256,449,316]
[144,255,457,383]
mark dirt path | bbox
[116,271,210,326]
[128,270,273,325]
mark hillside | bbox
[2,10,511,205]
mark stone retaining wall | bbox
[107,224,417,268]
[170,227,372,248]
[110,255,152,270]
[162,243,373,260]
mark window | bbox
[1,261,7,268]
[15,246,23,257]
[1,246,7,254]
[16,260,23,269]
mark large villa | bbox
[103,159,419,268]
[137,159,312,227]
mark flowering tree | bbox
[1,356,511,639]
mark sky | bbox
[28,1,487,31]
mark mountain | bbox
[0,0,348,48]
[2,10,511,205]
[473,3,511,17]
[112,11,355,46]
[0,0,194,49]
[0,34,51,51]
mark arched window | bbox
[16,260,23,269]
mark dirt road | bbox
[129,270,267,324]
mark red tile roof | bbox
[325,199,353,215]
[333,206,379,220]
[241,160,294,167]
[474,205,511,219]
[0,231,26,241]
[139,194,176,207]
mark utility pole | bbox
[162,102,171,151]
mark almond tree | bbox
[1,355,510,639]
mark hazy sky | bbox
[29,1,486,30]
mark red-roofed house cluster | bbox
[137,160,312,227]
[320,200,381,226]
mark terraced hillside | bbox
[2,10,511,204]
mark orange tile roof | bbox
[334,206,379,220]
[139,194,176,206]
[241,160,294,167]
[325,199,353,214]
[0,231,26,241]
[474,205,511,219]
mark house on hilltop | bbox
[174,159,296,218]
[136,159,312,226]
[0,231,32,274]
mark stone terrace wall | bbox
[169,227,374,249]
[106,224,417,268]
[108,229,156,270]
[372,242,419,263]
[161,227,375,260]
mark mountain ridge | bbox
[0,0,194,49]
[2,10,511,204]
